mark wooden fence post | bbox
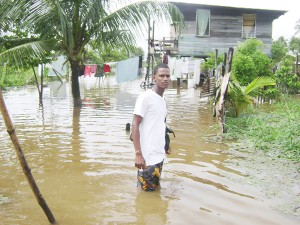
[227,47,234,73]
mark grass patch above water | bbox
[224,96,300,162]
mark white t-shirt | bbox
[133,89,166,166]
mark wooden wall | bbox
[172,2,286,57]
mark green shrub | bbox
[231,39,272,86]
[225,96,300,161]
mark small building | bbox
[163,2,287,58]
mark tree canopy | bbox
[0,0,184,106]
[231,39,272,86]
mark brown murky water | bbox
[0,76,299,225]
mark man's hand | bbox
[135,152,146,169]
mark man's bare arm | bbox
[132,114,145,169]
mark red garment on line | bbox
[84,65,91,77]
[103,64,111,73]
[84,64,97,77]
[90,65,97,75]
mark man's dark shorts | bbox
[137,160,164,191]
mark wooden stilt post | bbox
[0,89,56,224]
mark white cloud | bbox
[273,9,299,40]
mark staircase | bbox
[200,76,215,98]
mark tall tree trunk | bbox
[70,60,82,107]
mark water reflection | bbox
[0,76,299,225]
[135,191,168,225]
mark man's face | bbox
[153,68,170,89]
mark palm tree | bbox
[0,0,183,106]
[226,75,276,117]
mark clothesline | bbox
[79,64,111,77]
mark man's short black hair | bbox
[153,63,169,75]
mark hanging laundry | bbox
[84,65,91,77]
[115,57,139,83]
[193,59,202,86]
[90,64,97,76]
[188,59,195,74]
[181,58,189,74]
[103,64,111,73]
[168,56,176,79]
[95,65,104,78]
[173,58,182,79]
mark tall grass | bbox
[225,96,300,161]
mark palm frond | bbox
[0,39,59,66]
[24,0,73,48]
[244,77,276,96]
[1,0,184,67]
[227,81,251,117]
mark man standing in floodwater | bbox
[131,63,170,191]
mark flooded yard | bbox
[0,76,299,225]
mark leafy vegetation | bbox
[203,37,299,120]
[226,75,276,117]
[271,37,289,64]
[225,96,300,162]
[274,59,300,94]
[0,66,35,88]
[201,52,224,72]
[0,0,184,106]
[231,39,272,86]
[289,36,300,55]
[85,41,144,64]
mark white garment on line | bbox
[193,59,201,85]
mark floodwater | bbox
[0,76,298,225]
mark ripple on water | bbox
[1,79,299,225]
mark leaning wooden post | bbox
[212,49,218,79]
[214,49,218,69]
[0,88,56,224]
[222,52,227,76]
[227,47,234,73]
[215,48,234,133]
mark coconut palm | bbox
[0,0,183,106]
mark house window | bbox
[242,14,256,38]
[196,9,210,36]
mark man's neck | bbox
[152,85,164,97]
